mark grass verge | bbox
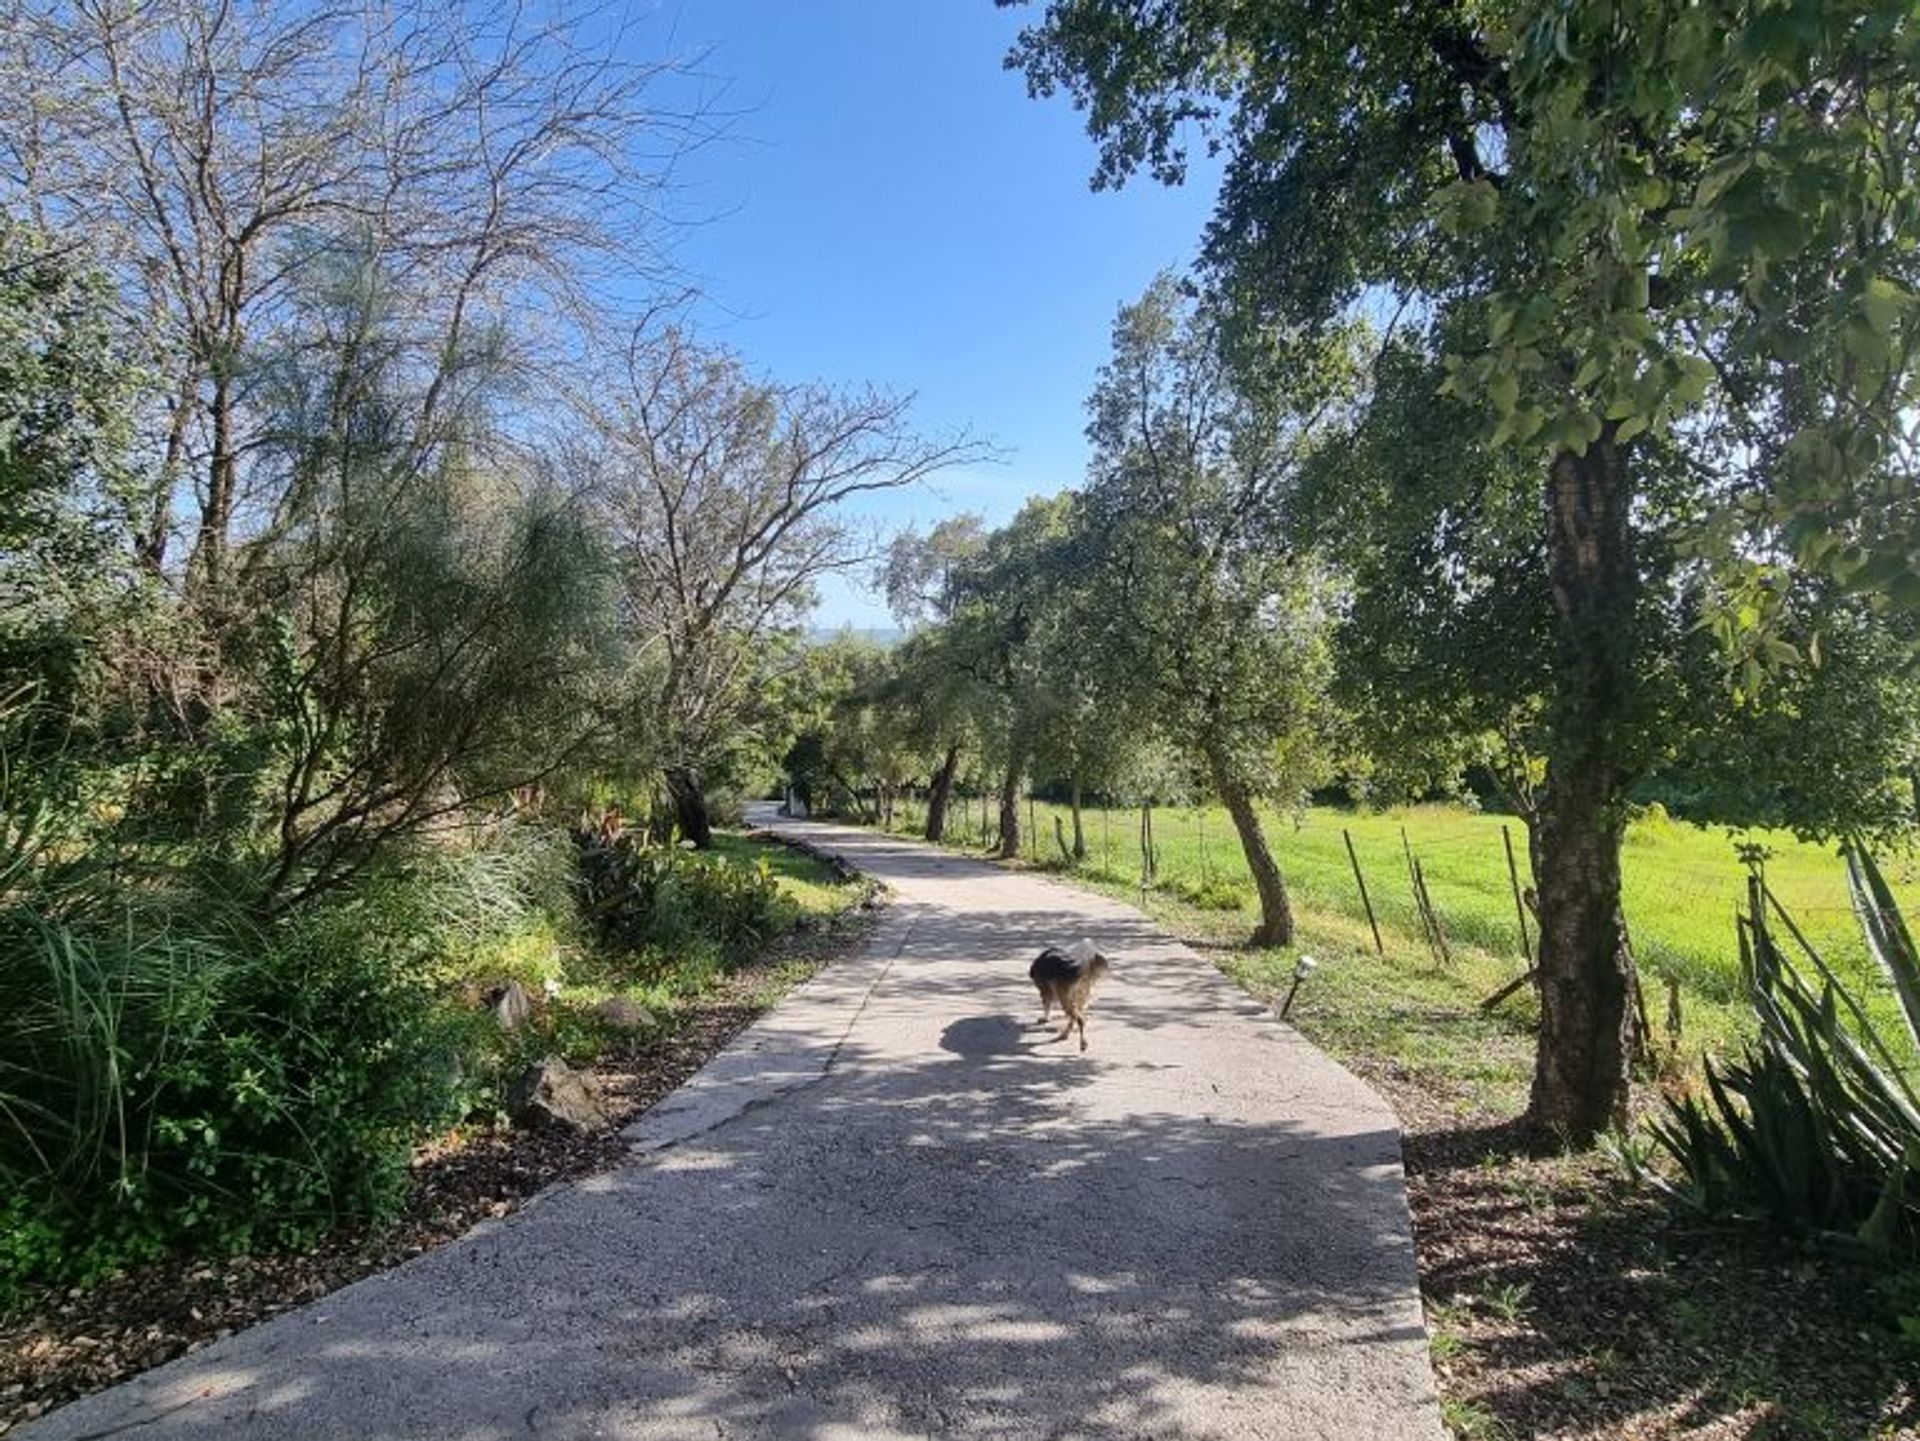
[903,796,1917,1051]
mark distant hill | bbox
[806,625,904,649]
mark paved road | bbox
[29,812,1443,1441]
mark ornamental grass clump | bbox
[0,889,472,1305]
[572,824,781,959]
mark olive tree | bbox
[881,514,991,838]
[1076,277,1344,947]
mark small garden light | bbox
[1280,954,1318,1019]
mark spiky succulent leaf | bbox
[1846,843,1920,1057]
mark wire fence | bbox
[874,790,1912,1013]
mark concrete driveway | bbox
[27,811,1443,1441]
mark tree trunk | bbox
[189,366,237,596]
[997,757,1022,859]
[1070,777,1087,860]
[664,767,714,849]
[926,744,960,841]
[1528,432,1639,1143]
[138,370,200,572]
[830,768,872,822]
[1204,741,1294,948]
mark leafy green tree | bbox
[1658,591,1920,842]
[779,635,903,820]
[0,216,154,706]
[1321,337,1918,878]
[1077,278,1343,946]
[882,515,989,625]
[874,502,1157,859]
[1308,340,1557,818]
[1024,596,1149,864]
[229,251,620,907]
[881,516,993,839]
[940,495,1086,858]
[1008,0,1920,1139]
[880,630,995,841]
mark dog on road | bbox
[1029,939,1111,1052]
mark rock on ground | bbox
[507,1056,610,1133]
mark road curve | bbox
[27,810,1443,1441]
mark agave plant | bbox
[1652,846,1920,1256]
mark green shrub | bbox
[365,823,583,988]
[1652,848,1920,1257]
[573,828,781,958]
[0,889,470,1304]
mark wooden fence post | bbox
[1402,826,1446,965]
[1344,829,1384,955]
[1414,857,1452,965]
[1503,824,1534,965]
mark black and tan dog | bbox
[1029,939,1111,1052]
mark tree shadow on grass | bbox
[1408,1125,1919,1439]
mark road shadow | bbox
[33,1026,1439,1440]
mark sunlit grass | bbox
[708,831,854,924]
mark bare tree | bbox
[0,0,707,591]
[585,321,989,845]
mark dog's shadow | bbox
[939,1013,1068,1059]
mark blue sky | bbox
[631,2,1222,627]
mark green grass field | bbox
[884,793,1917,1074]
